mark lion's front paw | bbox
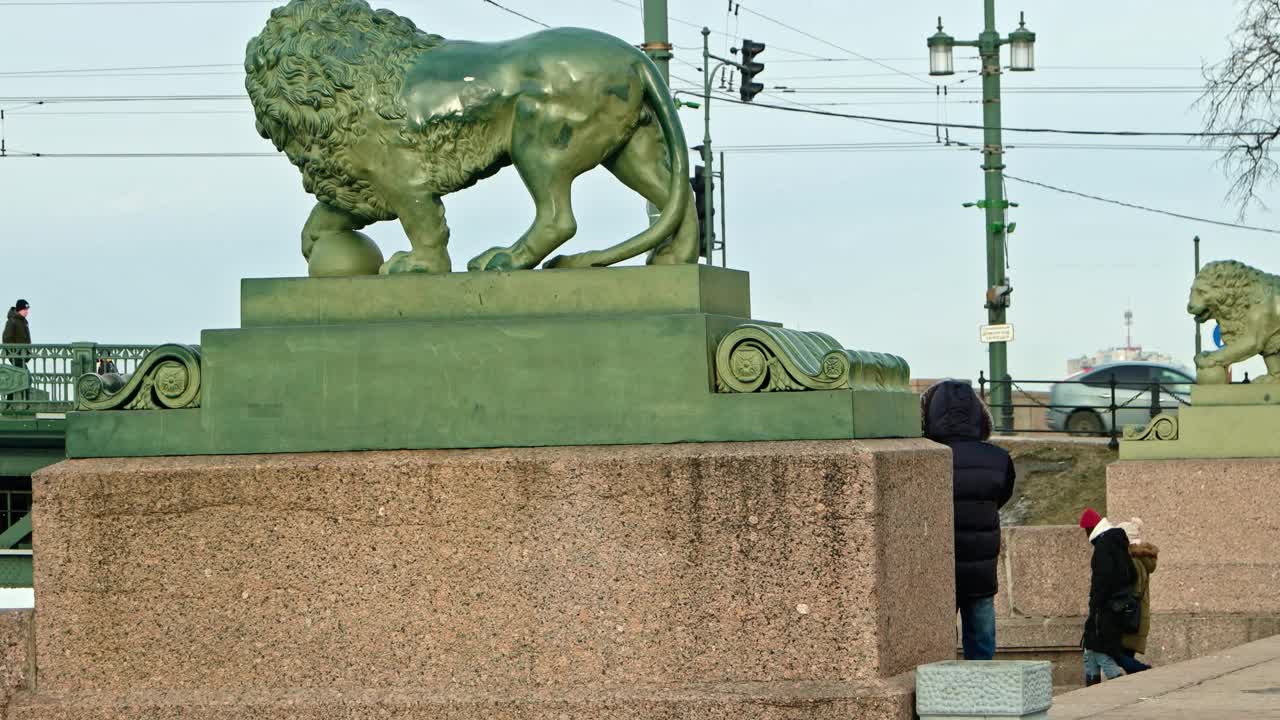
[1254,372,1280,384]
[379,249,450,275]
[467,247,521,272]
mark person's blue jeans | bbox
[958,595,997,660]
[1084,649,1125,685]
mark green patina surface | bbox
[0,418,65,476]
[67,267,917,458]
[1121,384,1280,460]
[246,0,697,276]
[241,265,749,326]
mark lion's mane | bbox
[245,0,446,221]
[1194,260,1278,326]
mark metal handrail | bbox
[977,371,1215,450]
[0,342,158,416]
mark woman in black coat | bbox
[922,380,1016,660]
[1079,509,1137,684]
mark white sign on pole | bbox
[979,324,1015,344]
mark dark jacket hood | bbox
[923,380,991,442]
[6,308,20,322]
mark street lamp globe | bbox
[1008,12,1036,72]
[927,18,955,76]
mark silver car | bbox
[1045,361,1194,435]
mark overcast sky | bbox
[0,1,1274,382]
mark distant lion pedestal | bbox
[17,266,954,719]
[1111,384,1280,661]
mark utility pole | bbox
[979,1,1012,431]
[642,0,672,227]
[696,29,764,265]
[927,3,1036,432]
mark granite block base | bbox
[24,439,954,719]
[1108,458,1280,614]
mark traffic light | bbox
[691,165,714,257]
[738,39,766,102]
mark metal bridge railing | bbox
[975,371,1225,450]
[0,343,156,416]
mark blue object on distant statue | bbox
[1213,323,1224,348]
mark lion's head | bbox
[1188,260,1274,327]
[245,0,442,221]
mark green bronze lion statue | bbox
[1188,260,1280,383]
[245,0,696,276]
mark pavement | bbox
[1049,635,1280,719]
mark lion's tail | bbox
[566,57,691,266]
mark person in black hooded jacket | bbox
[922,380,1016,660]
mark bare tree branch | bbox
[1201,0,1280,216]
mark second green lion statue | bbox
[246,0,697,276]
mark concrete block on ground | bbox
[923,715,1048,720]
[917,660,1053,717]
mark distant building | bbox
[1066,309,1174,376]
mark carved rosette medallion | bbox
[730,345,767,384]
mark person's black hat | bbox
[14,300,28,311]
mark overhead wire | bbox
[0,0,273,5]
[605,0,832,60]
[0,62,240,77]
[734,3,934,87]
[702,95,1267,138]
[1004,174,1280,235]
[478,0,549,29]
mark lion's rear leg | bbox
[467,173,579,272]
[606,125,698,265]
[467,101,604,272]
[1263,354,1280,383]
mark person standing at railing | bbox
[921,380,1017,661]
[3,299,31,367]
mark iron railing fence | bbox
[975,371,1230,450]
[0,343,156,416]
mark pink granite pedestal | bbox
[14,439,954,719]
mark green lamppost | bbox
[927,4,1036,431]
[642,0,672,228]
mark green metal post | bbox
[719,150,727,267]
[979,0,1011,431]
[70,342,97,380]
[643,0,672,227]
[1194,235,1202,357]
[702,27,714,264]
[642,0,671,84]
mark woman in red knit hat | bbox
[1079,507,1137,685]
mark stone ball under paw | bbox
[308,230,384,277]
